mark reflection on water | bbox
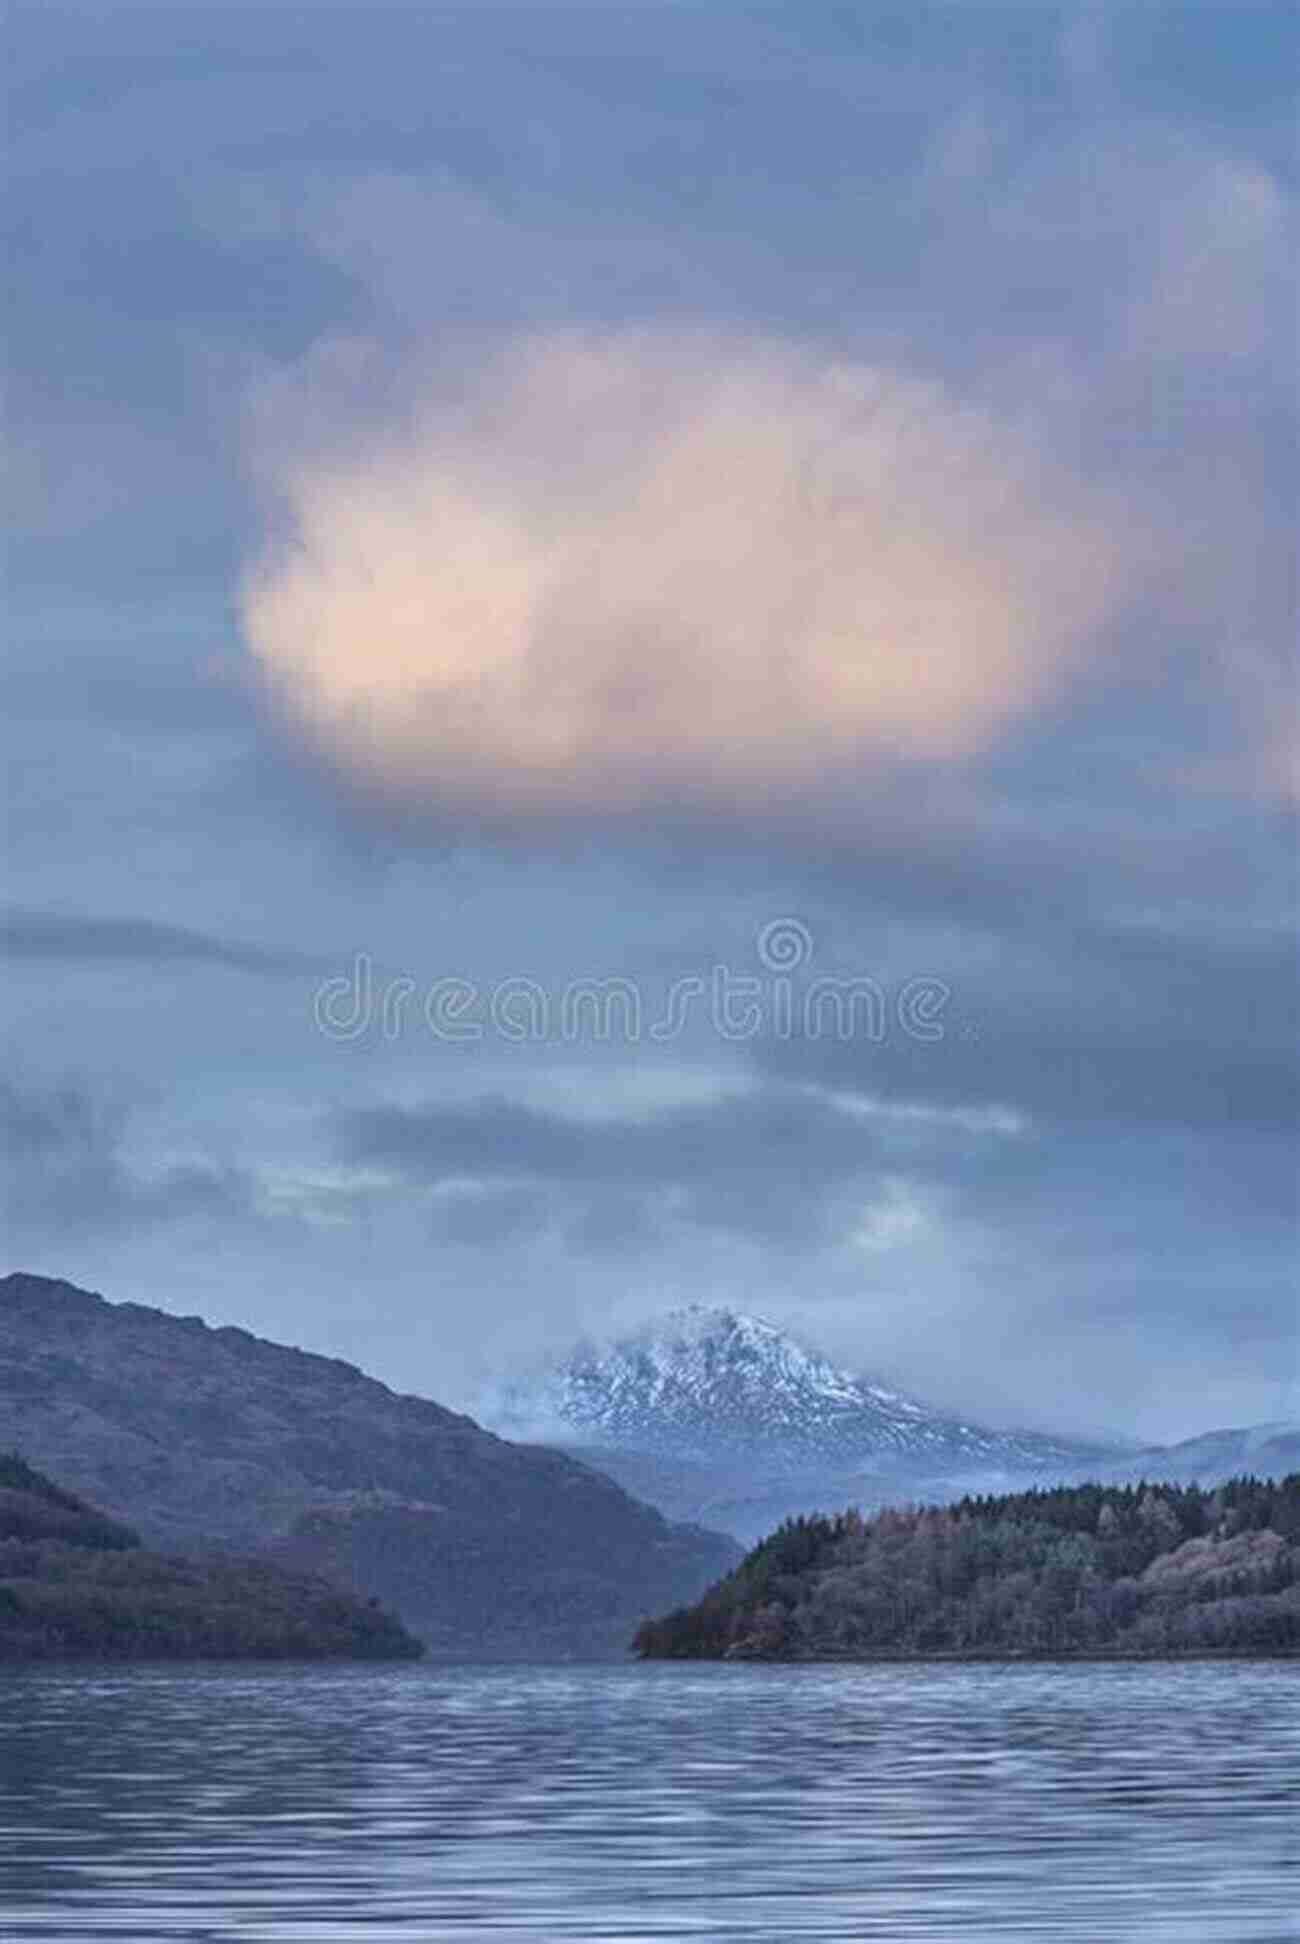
[0,1661,1296,1941]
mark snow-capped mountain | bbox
[487,1306,1294,1547]
[490,1304,1105,1473]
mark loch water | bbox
[1,1659,1296,1941]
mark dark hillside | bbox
[0,1454,423,1661]
[1,1274,738,1657]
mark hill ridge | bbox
[0,1271,739,1658]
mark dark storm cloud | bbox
[753,914,1299,1138]
[1,909,324,977]
[335,1055,1296,1267]
[338,1086,898,1250]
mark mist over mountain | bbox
[1115,1424,1300,1487]
[0,1273,738,1658]
[491,1305,1105,1464]
[486,1306,1297,1545]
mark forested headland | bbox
[633,1475,1300,1660]
[0,1453,424,1661]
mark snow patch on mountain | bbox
[488,1304,1100,1472]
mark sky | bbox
[3,1,1296,1442]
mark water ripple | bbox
[0,1661,1296,1941]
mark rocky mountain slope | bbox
[494,1305,1107,1468]
[0,1273,739,1658]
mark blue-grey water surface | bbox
[0,1660,1296,1941]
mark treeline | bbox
[0,1452,423,1661]
[0,1450,140,1550]
[633,1475,1300,1660]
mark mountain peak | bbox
[567,1305,870,1413]
[493,1305,1032,1466]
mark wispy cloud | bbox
[333,1079,1003,1254]
[1,908,324,976]
[0,1076,255,1243]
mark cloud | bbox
[0,1076,256,1244]
[5,0,1294,1439]
[756,912,1300,1138]
[327,1070,1298,1441]
[334,1079,1014,1253]
[427,1181,552,1249]
[241,327,1148,822]
[0,908,323,975]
